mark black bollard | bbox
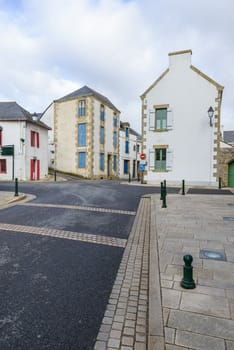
[128,172,131,183]
[181,255,196,289]
[182,179,185,195]
[14,178,19,197]
[54,170,57,182]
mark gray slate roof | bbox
[0,102,50,130]
[223,130,234,144]
[55,85,120,113]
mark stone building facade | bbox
[217,143,234,187]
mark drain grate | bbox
[223,217,234,222]
[200,249,227,261]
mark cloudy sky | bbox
[0,0,233,133]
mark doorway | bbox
[228,161,234,187]
[30,159,40,180]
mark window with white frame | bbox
[149,106,173,131]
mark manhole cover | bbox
[223,217,234,222]
[200,249,226,261]
[227,203,234,206]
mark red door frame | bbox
[30,159,40,180]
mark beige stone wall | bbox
[217,147,234,187]
[54,100,77,174]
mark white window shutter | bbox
[166,148,173,171]
[167,110,173,130]
[148,149,155,170]
[149,110,155,131]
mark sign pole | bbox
[12,145,15,180]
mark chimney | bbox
[168,49,192,69]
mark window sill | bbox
[152,169,168,173]
[152,129,169,133]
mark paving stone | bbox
[180,291,230,318]
[108,338,120,348]
[134,342,146,350]
[110,330,121,339]
[226,340,234,350]
[94,340,107,350]
[123,326,134,336]
[173,281,225,297]
[97,333,109,342]
[165,327,175,344]
[122,336,134,346]
[162,288,181,309]
[166,345,189,350]
[161,279,173,288]
[175,330,225,350]
[168,309,234,341]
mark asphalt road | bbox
[0,180,169,350]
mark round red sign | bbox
[140,153,146,160]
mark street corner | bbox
[0,192,36,209]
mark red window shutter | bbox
[37,132,40,148]
[37,160,40,180]
[30,131,34,147]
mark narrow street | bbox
[0,180,166,350]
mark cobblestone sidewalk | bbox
[154,194,234,350]
[94,196,150,350]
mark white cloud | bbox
[0,0,233,132]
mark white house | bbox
[119,121,141,180]
[40,86,120,179]
[141,50,224,186]
[0,102,50,181]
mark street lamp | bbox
[208,106,214,127]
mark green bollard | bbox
[162,185,167,208]
[160,182,163,200]
[163,180,167,196]
[14,178,19,197]
[219,177,222,189]
[181,255,196,289]
[182,179,185,195]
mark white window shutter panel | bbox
[148,149,155,170]
[167,110,173,130]
[166,148,173,171]
[149,110,155,131]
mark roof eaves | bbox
[140,68,170,99]
[190,65,224,91]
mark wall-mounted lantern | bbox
[208,106,214,127]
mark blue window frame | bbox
[78,152,86,168]
[100,126,105,144]
[100,105,105,121]
[125,140,129,154]
[125,127,129,137]
[78,100,86,117]
[113,131,117,147]
[100,153,105,170]
[124,160,129,174]
[78,123,86,146]
[113,155,117,171]
[113,116,118,127]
